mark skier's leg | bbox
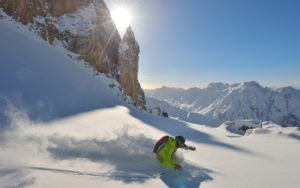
[157,153,163,163]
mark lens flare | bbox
[111,7,131,35]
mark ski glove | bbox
[189,146,196,151]
[175,164,182,170]
[183,144,196,151]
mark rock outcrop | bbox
[0,0,146,108]
[117,27,145,106]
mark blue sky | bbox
[106,0,300,89]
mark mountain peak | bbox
[207,82,229,90]
[241,81,262,88]
[123,26,134,39]
[277,86,299,96]
[117,25,145,107]
[122,26,139,52]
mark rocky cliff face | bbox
[0,0,145,107]
[117,27,145,107]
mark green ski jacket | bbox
[157,136,178,169]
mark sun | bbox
[111,7,131,36]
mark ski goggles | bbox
[175,137,184,147]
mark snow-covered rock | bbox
[220,119,262,135]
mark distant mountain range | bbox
[145,81,300,126]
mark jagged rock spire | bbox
[117,26,146,107]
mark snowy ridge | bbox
[146,97,222,127]
[145,82,300,126]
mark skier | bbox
[153,135,196,170]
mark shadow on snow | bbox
[129,107,252,154]
[46,130,213,186]
[161,162,213,188]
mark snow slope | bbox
[145,83,300,126]
[0,12,124,125]
[146,97,222,127]
[1,102,300,188]
[1,8,300,188]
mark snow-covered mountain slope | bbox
[145,82,300,126]
[146,97,222,127]
[1,102,300,188]
[0,0,146,107]
[0,13,126,124]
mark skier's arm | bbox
[182,144,196,151]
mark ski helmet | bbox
[175,135,185,147]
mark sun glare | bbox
[111,7,131,35]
